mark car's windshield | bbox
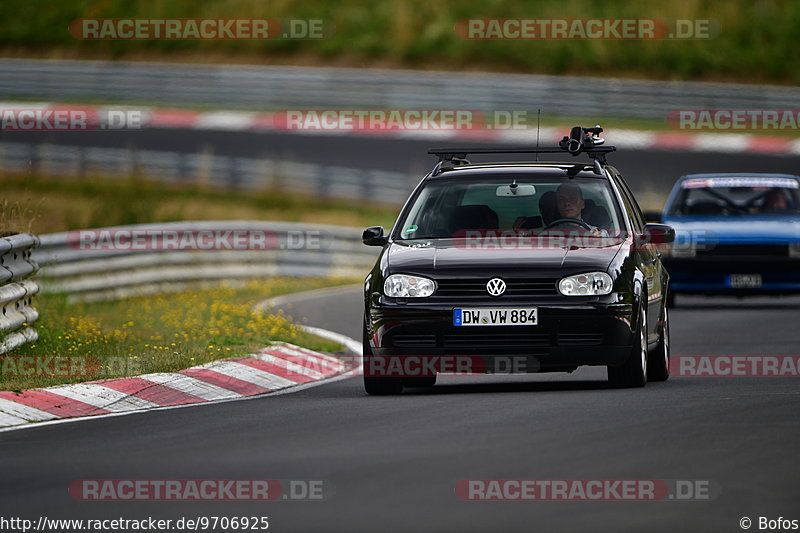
[669,176,800,216]
[395,175,625,240]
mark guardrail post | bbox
[361,169,373,202]
[0,233,41,355]
[227,156,241,190]
[317,166,331,199]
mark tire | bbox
[608,303,648,388]
[404,376,436,388]
[362,326,403,395]
[648,307,670,382]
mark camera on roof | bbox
[560,125,605,155]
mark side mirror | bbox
[642,210,662,223]
[362,226,388,246]
[643,223,675,244]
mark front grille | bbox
[442,331,550,348]
[391,333,436,347]
[696,244,788,258]
[386,330,551,348]
[435,278,558,297]
[557,332,604,346]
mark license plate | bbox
[727,274,762,288]
[453,307,538,326]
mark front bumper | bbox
[666,257,800,294]
[367,298,636,373]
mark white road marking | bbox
[44,383,159,412]
[251,353,327,380]
[195,360,298,390]
[140,373,242,401]
[0,398,58,423]
[194,111,257,130]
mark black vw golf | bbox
[361,127,675,394]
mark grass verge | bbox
[1,277,358,391]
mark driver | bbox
[514,183,604,235]
[761,188,789,213]
[555,182,586,220]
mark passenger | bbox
[761,188,789,213]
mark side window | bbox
[611,173,644,232]
[622,180,647,228]
[668,187,688,215]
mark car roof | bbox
[678,172,800,180]
[427,163,608,181]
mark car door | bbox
[611,171,662,342]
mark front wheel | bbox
[363,326,403,395]
[608,304,648,388]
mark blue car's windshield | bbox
[668,176,800,216]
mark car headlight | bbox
[384,274,436,298]
[558,272,613,296]
[790,243,800,258]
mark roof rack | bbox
[428,125,616,175]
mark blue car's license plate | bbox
[726,274,762,288]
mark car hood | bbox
[385,238,625,277]
[664,216,800,244]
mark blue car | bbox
[660,173,800,306]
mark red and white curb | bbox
[2,102,799,155]
[0,340,360,432]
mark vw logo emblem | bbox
[486,278,506,297]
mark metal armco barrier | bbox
[0,233,40,354]
[0,142,415,205]
[33,221,378,303]
[3,58,800,119]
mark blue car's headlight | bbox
[558,272,613,296]
[384,274,436,298]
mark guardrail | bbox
[0,233,40,354]
[3,58,800,119]
[33,221,378,303]
[0,142,416,205]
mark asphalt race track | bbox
[1,283,799,532]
